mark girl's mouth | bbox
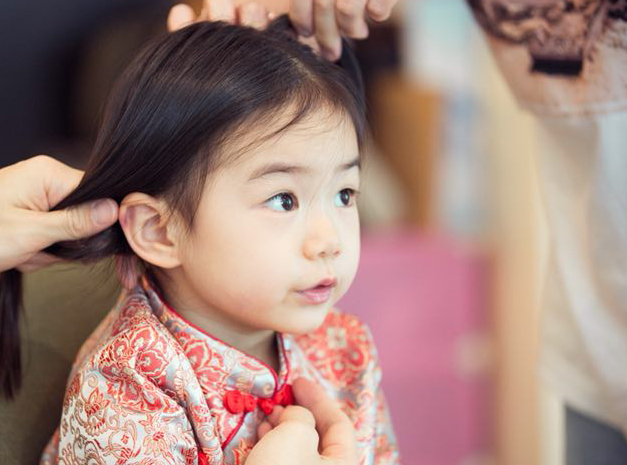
[296,278,337,305]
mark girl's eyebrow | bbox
[248,156,360,181]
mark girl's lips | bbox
[296,278,337,305]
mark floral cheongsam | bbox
[40,275,400,465]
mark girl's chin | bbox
[274,306,331,335]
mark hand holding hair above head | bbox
[167,0,398,61]
[250,378,358,465]
[0,155,118,273]
[288,0,397,61]
[167,0,239,32]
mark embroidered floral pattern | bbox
[296,311,371,387]
[40,277,400,465]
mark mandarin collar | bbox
[137,274,292,399]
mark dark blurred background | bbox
[0,0,172,168]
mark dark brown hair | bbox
[0,16,365,399]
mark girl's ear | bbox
[119,193,184,269]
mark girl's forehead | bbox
[224,111,359,174]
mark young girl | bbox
[2,17,399,465]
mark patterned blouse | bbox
[41,275,400,465]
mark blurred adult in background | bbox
[468,1,627,462]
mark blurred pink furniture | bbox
[338,230,491,465]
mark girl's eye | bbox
[266,192,298,211]
[335,188,356,207]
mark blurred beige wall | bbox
[477,33,553,465]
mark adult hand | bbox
[289,0,397,60]
[246,377,357,465]
[0,156,118,273]
[168,0,278,33]
[167,0,398,61]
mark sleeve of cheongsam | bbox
[55,330,202,465]
[373,385,401,465]
[363,322,401,465]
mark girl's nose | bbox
[302,218,341,260]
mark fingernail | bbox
[357,23,369,39]
[91,200,117,226]
[167,4,195,31]
[323,45,342,62]
[368,0,389,20]
[248,4,267,28]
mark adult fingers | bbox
[277,404,316,428]
[335,0,369,39]
[37,199,118,246]
[247,404,319,465]
[254,405,319,452]
[274,405,319,450]
[257,420,272,439]
[14,155,83,209]
[292,378,357,462]
[255,405,284,438]
[290,0,314,36]
[366,0,396,22]
[313,0,342,61]
[167,3,196,31]
[201,0,236,22]
[42,157,83,207]
[15,252,63,273]
[267,405,285,427]
[237,2,270,29]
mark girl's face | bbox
[167,110,361,336]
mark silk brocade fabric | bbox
[40,275,400,465]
